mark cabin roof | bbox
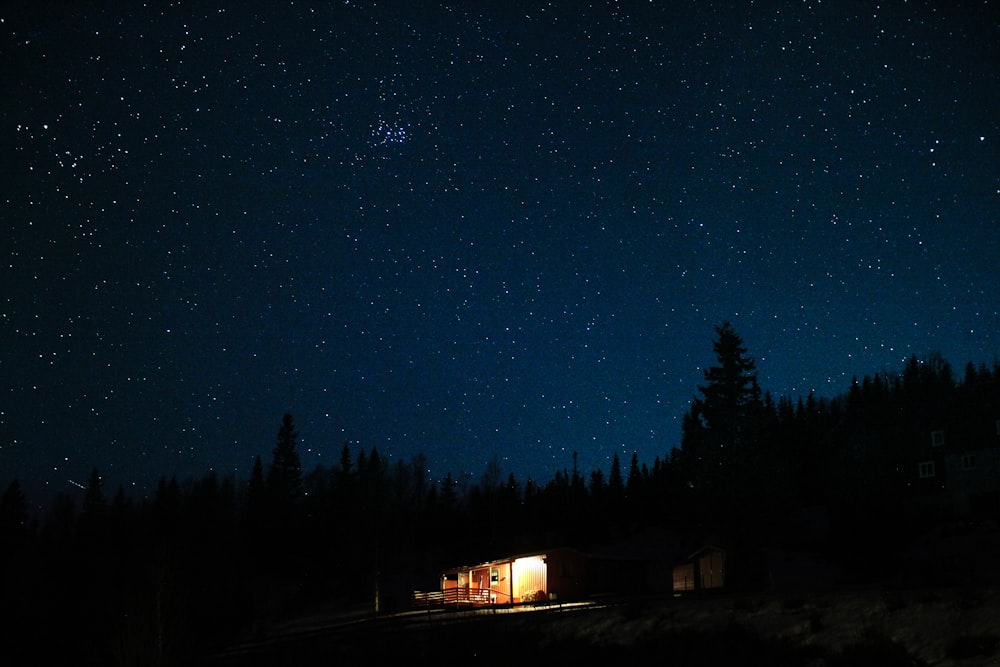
[442,546,589,573]
[688,544,726,560]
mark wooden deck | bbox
[411,587,506,608]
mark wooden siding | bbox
[696,547,726,589]
[544,550,586,601]
[673,545,727,591]
[490,561,513,604]
[512,555,547,602]
[673,563,696,592]
[418,547,646,608]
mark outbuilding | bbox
[673,544,726,592]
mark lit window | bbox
[918,461,936,478]
[962,454,977,471]
[931,430,945,447]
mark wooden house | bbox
[413,547,646,608]
[672,545,726,592]
[914,423,1000,517]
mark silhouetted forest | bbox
[2,324,998,665]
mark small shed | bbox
[672,545,726,592]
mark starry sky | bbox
[4,1,999,503]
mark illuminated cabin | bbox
[413,548,645,607]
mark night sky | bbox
[4,1,998,504]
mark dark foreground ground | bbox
[196,585,1000,667]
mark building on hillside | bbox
[672,544,726,592]
[412,547,646,608]
[914,420,1000,517]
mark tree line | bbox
[1,323,998,665]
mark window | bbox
[962,454,977,471]
[931,430,945,447]
[918,461,936,479]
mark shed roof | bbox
[688,544,726,560]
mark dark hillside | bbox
[199,584,1000,667]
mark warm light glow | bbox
[512,555,547,602]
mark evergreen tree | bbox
[410,452,429,511]
[82,467,106,515]
[438,472,458,511]
[152,475,182,537]
[109,483,134,539]
[245,455,266,515]
[0,479,29,541]
[607,451,625,503]
[588,468,606,499]
[626,451,643,501]
[339,441,353,477]
[570,452,588,503]
[240,454,270,565]
[80,467,107,535]
[267,413,302,506]
[680,321,764,496]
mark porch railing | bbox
[411,587,508,608]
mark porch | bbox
[411,586,513,608]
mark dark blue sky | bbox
[4,1,998,504]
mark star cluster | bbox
[3,2,998,502]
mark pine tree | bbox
[681,321,764,495]
[80,467,107,535]
[267,413,302,506]
[439,472,458,511]
[239,454,268,565]
[588,468,606,497]
[339,441,353,477]
[153,475,182,537]
[626,451,643,501]
[247,454,266,510]
[696,322,762,447]
[0,479,29,541]
[607,451,625,501]
[82,467,106,515]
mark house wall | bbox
[673,563,696,592]
[488,561,513,604]
[946,447,1000,515]
[511,555,547,602]
[436,548,639,605]
[697,549,726,589]
[543,549,587,601]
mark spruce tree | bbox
[0,479,29,541]
[267,413,302,506]
[80,467,107,535]
[626,451,643,501]
[607,451,625,502]
[82,467,106,515]
[339,441,353,477]
[681,321,764,496]
[247,454,266,508]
